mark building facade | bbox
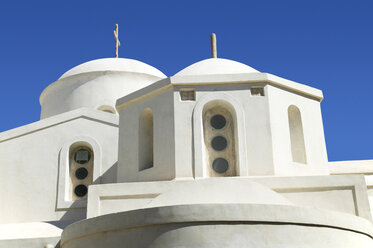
[0,55,373,247]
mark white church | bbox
[1,32,373,247]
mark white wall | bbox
[174,82,325,178]
[267,85,329,176]
[117,87,175,182]
[40,72,164,119]
[0,109,118,224]
[63,204,373,248]
[329,160,373,219]
[116,75,329,181]
[86,175,371,220]
[186,84,273,177]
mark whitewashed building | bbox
[1,37,373,247]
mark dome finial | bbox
[113,24,121,58]
[210,33,217,58]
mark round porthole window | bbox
[74,149,91,164]
[74,184,88,197]
[75,167,88,180]
[211,136,227,151]
[210,114,226,129]
[212,158,229,174]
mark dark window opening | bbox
[210,114,226,129]
[180,89,196,101]
[211,136,228,151]
[74,184,88,197]
[251,87,265,96]
[212,158,229,174]
[75,167,88,180]
[74,149,91,164]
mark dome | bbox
[175,58,259,76]
[59,58,166,79]
[40,58,166,119]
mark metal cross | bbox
[114,24,120,58]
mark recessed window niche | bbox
[203,101,237,177]
[139,108,154,171]
[57,137,101,209]
[70,145,93,200]
[288,105,307,164]
[180,88,196,101]
[250,87,265,96]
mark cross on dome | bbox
[210,33,217,58]
[113,24,120,58]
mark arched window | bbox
[288,105,307,164]
[69,144,94,200]
[203,101,237,177]
[139,108,154,171]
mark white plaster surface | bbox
[251,175,371,220]
[175,58,259,76]
[1,55,373,247]
[59,58,166,79]
[116,72,328,181]
[116,73,324,108]
[329,160,373,219]
[267,84,329,176]
[0,222,61,248]
[40,58,166,119]
[117,87,176,182]
[87,178,293,218]
[87,176,371,220]
[62,204,373,248]
[0,108,118,224]
[0,222,61,240]
[329,159,373,174]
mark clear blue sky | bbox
[0,0,372,161]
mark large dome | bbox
[40,58,166,119]
[175,58,259,76]
[59,58,166,79]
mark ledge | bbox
[62,203,373,247]
[116,73,323,110]
[0,108,119,143]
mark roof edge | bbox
[59,58,166,80]
[0,108,119,143]
[39,71,165,106]
[116,78,171,111]
[116,73,323,110]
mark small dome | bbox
[175,58,259,76]
[59,58,166,79]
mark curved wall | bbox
[40,71,164,119]
[61,204,373,248]
[40,58,166,119]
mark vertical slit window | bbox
[139,108,154,171]
[288,105,307,164]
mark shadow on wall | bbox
[48,162,118,230]
[98,161,118,184]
